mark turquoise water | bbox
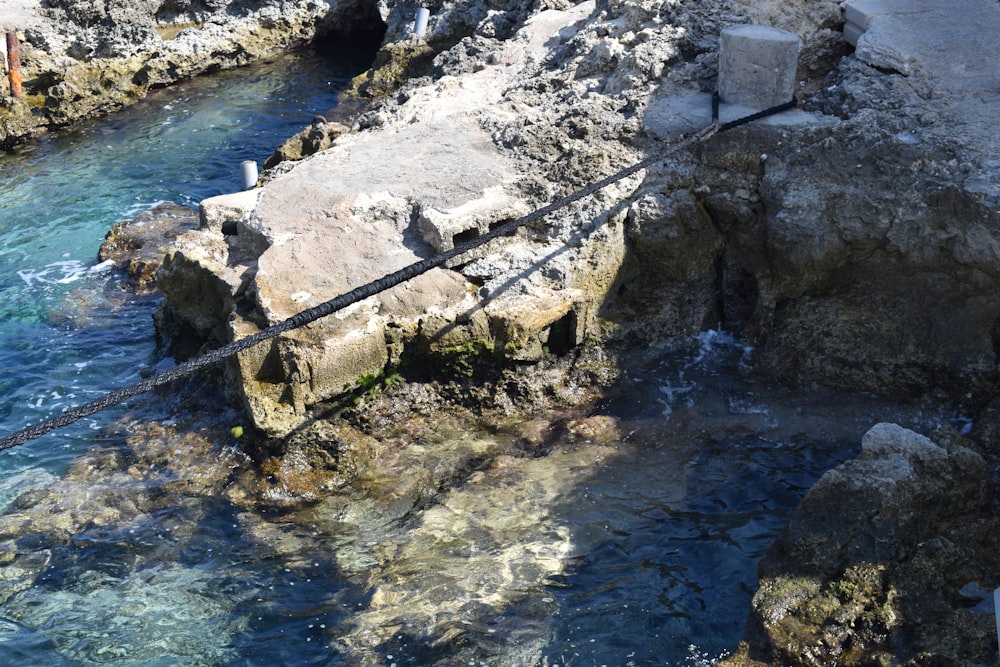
[0,42,964,666]
[0,42,374,473]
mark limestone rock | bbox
[98,201,199,292]
[261,119,351,171]
[770,423,989,574]
[157,2,618,437]
[157,0,1000,440]
[156,226,248,343]
[418,185,530,252]
[727,423,998,666]
[0,101,37,150]
[0,0,384,144]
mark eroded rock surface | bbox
[0,0,383,147]
[159,0,630,436]
[723,423,1000,666]
[162,0,1000,437]
[98,201,199,292]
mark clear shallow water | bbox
[0,41,374,473]
[0,45,966,666]
[532,332,958,667]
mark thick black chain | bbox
[0,95,795,451]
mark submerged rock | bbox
[98,201,199,292]
[0,397,257,664]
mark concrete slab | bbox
[843,0,925,34]
[0,0,43,31]
[643,93,835,141]
[845,0,1000,96]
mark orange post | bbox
[6,31,23,99]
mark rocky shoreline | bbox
[0,0,384,147]
[6,0,1000,663]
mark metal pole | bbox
[995,587,1000,655]
[6,31,23,99]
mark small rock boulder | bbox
[98,201,198,292]
[727,423,998,666]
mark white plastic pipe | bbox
[240,160,258,190]
[995,587,1000,654]
[413,8,430,38]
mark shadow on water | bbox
[530,333,961,666]
[309,333,962,667]
[0,332,963,665]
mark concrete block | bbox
[845,0,885,30]
[843,21,865,47]
[643,93,836,142]
[842,0,931,47]
[844,0,920,29]
[718,25,800,110]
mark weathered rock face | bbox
[0,0,384,146]
[157,0,637,436]
[156,0,1000,436]
[644,109,1000,404]
[629,2,1000,408]
[745,109,1000,400]
[98,201,199,292]
[722,423,1000,666]
[261,118,350,171]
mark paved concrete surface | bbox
[0,0,43,31]
[649,0,1000,137]
[846,0,1000,95]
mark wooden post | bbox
[6,31,23,99]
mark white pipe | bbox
[413,8,430,38]
[240,160,258,190]
[995,587,1000,654]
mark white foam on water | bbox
[953,416,974,435]
[688,328,752,369]
[684,644,730,666]
[17,259,92,287]
[658,380,694,419]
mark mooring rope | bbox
[0,95,794,451]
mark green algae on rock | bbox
[722,423,1000,666]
